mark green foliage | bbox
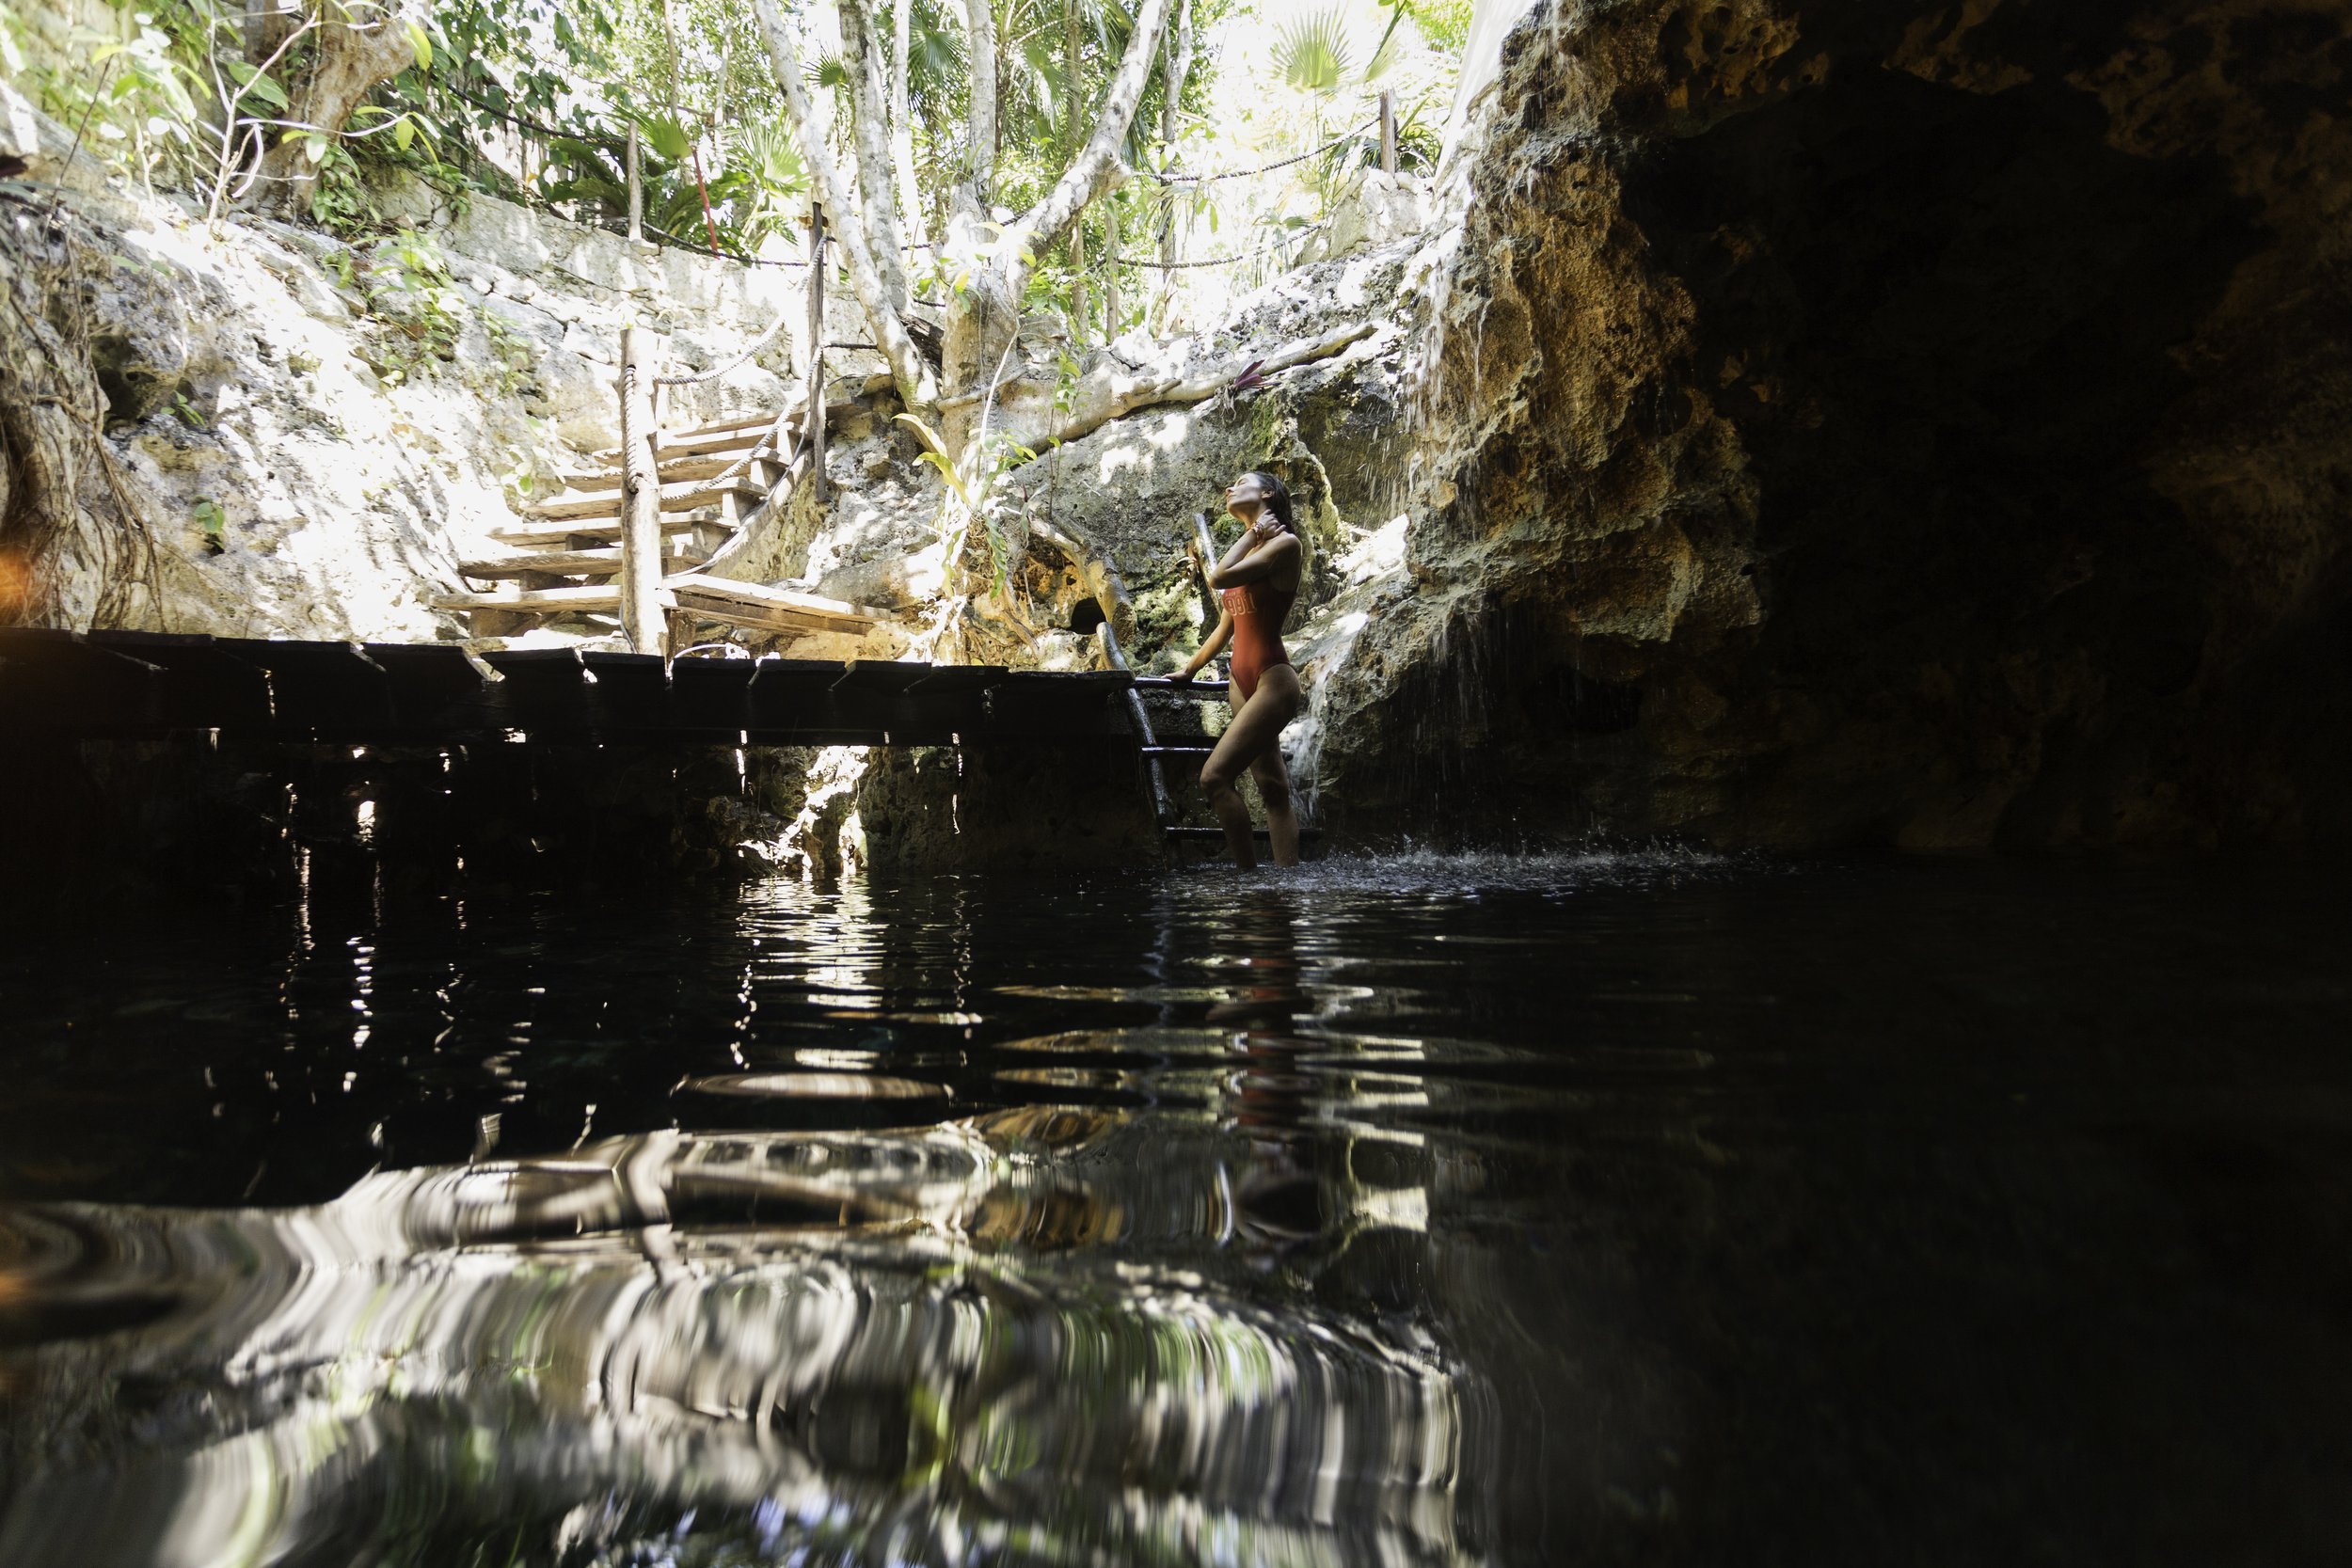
[347,231,466,385]
[1408,0,1474,54]
[417,0,619,147]
[189,495,227,553]
[535,115,809,256]
[1274,8,1357,95]
[27,2,208,187]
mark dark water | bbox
[2,851,2347,1565]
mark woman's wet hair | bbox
[1241,470,1295,531]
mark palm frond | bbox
[1273,7,1355,95]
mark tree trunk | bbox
[752,0,938,419]
[257,0,420,216]
[939,0,1173,417]
[1160,0,1193,150]
[958,0,996,209]
[891,0,928,248]
[1154,0,1194,326]
[1063,0,1087,345]
[835,0,908,309]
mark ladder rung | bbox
[1141,745,1213,756]
[1132,675,1230,691]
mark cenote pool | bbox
[1,851,2346,1565]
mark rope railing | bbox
[653,299,796,385]
[1103,224,1327,270]
[1145,120,1378,184]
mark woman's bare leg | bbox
[1248,736,1301,866]
[1200,667,1303,869]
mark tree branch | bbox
[752,0,938,418]
[891,0,927,246]
[1029,321,1376,452]
[1002,0,1175,297]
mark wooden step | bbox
[593,420,782,467]
[488,512,712,547]
[433,584,621,615]
[436,576,881,629]
[647,428,777,463]
[555,452,776,493]
[595,401,865,465]
[671,411,784,439]
[672,402,859,441]
[664,574,878,637]
[523,479,767,525]
[458,545,707,579]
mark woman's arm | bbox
[1174,610,1234,681]
[1205,531,1299,589]
[1216,526,1259,574]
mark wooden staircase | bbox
[436,406,879,645]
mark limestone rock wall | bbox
[1311,0,2352,848]
[985,245,1420,672]
[0,94,839,640]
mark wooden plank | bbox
[618,402,859,464]
[646,428,776,463]
[555,453,771,492]
[664,575,876,637]
[523,478,766,524]
[585,416,782,464]
[488,511,710,546]
[665,573,878,627]
[440,578,873,628]
[431,585,623,614]
[459,546,706,579]
[670,410,785,439]
[663,594,858,638]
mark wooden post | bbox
[1379,89,1397,176]
[1190,509,1220,629]
[618,325,667,657]
[807,203,829,503]
[626,122,644,243]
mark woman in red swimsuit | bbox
[1174,471,1305,868]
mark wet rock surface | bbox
[1311,0,2352,849]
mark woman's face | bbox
[1224,474,1268,520]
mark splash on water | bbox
[1164,841,1731,898]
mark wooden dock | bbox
[0,629,1138,746]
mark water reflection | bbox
[4,853,2350,1563]
[1,1108,1472,1567]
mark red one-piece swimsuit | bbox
[1221,581,1296,703]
